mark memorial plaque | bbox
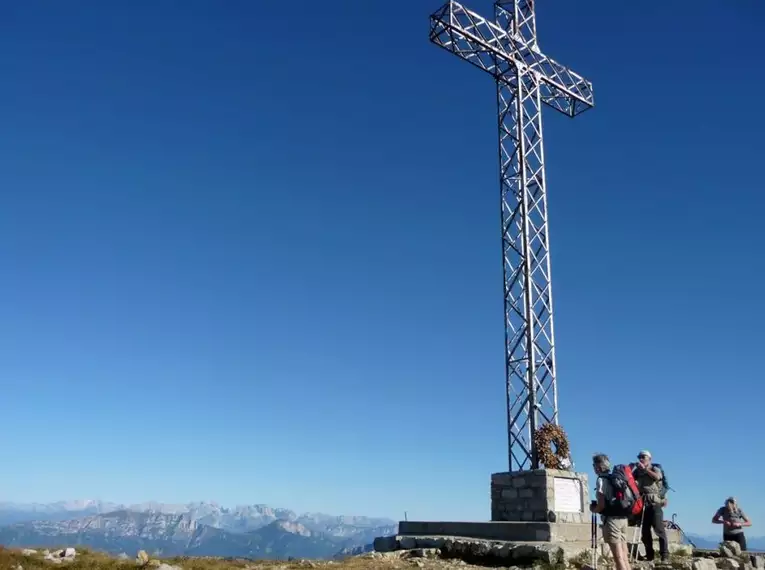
[553,477,582,513]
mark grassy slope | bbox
[0,546,419,570]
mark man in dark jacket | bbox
[633,450,668,563]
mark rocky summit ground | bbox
[0,547,480,570]
[1,540,763,570]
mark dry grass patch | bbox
[0,548,455,570]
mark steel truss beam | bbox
[428,0,594,471]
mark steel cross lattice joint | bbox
[429,0,594,471]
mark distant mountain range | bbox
[3,501,763,558]
[684,533,765,552]
[0,501,397,560]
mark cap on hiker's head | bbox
[726,496,736,503]
[638,450,652,459]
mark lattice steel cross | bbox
[429,1,594,471]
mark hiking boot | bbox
[660,555,670,564]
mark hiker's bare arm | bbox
[644,466,662,481]
[712,511,723,524]
[740,513,751,527]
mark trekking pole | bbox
[670,513,697,549]
[591,513,598,570]
[630,498,647,563]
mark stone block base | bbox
[396,520,683,546]
[373,532,687,565]
[398,521,592,543]
[491,469,589,523]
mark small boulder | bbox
[717,559,741,570]
[674,545,694,557]
[21,550,37,556]
[155,565,183,570]
[721,541,742,558]
[490,543,513,559]
[691,558,717,570]
[532,544,564,564]
[468,540,491,557]
[408,548,439,559]
[136,550,150,565]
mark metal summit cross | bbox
[429,1,595,471]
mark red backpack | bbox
[602,464,643,517]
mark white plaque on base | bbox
[553,477,583,513]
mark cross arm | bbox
[429,0,594,117]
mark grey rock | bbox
[533,544,564,564]
[494,543,514,559]
[691,558,717,570]
[21,550,37,556]
[750,555,765,570]
[673,545,694,557]
[721,541,742,558]
[155,565,183,570]
[44,548,76,562]
[717,559,741,570]
[408,548,439,559]
[511,544,536,561]
[469,541,491,557]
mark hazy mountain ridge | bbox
[0,501,397,559]
[685,533,765,552]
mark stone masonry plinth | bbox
[491,469,589,524]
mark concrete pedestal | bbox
[491,469,589,524]
[382,468,681,560]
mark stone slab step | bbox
[373,534,694,565]
[398,520,682,545]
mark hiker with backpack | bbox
[590,453,638,570]
[632,450,669,563]
[712,497,751,551]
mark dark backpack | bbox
[632,462,670,499]
[602,465,643,517]
[653,463,669,498]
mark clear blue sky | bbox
[0,0,762,536]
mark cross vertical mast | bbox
[429,0,594,470]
